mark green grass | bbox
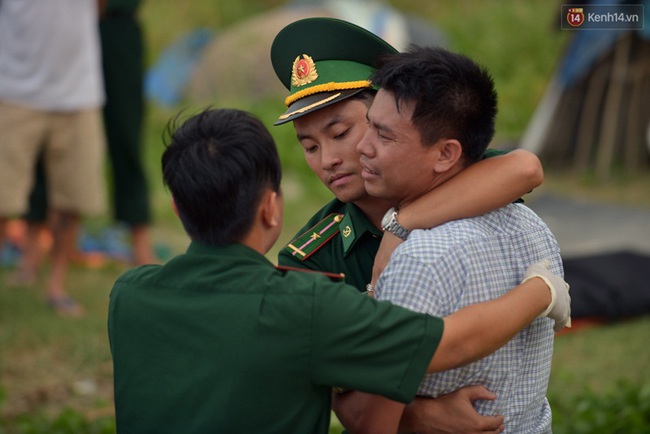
[550,316,650,396]
[1,0,649,432]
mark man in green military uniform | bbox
[271,17,547,432]
[108,107,569,433]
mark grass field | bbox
[1,1,649,432]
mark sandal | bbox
[47,296,85,318]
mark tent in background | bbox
[520,0,650,179]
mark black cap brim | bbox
[273,88,365,125]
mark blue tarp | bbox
[145,28,214,107]
[557,0,648,88]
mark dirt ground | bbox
[526,191,650,259]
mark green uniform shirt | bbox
[278,150,516,289]
[109,241,443,434]
[279,199,381,292]
[103,0,139,15]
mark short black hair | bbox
[371,45,497,163]
[349,89,377,108]
[161,108,282,245]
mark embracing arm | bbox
[431,259,570,372]
[399,387,504,434]
[371,150,543,285]
[334,386,504,434]
[335,262,569,434]
[333,392,405,434]
[334,277,555,434]
[399,149,542,230]
[429,275,549,372]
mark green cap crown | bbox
[271,17,398,125]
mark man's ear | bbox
[433,139,463,172]
[260,190,281,229]
[170,196,180,217]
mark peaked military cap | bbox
[271,17,398,125]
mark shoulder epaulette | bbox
[274,265,345,282]
[284,213,344,261]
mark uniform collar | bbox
[338,203,383,257]
[186,241,273,265]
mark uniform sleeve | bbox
[107,287,117,356]
[309,280,443,403]
[481,148,507,159]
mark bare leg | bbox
[0,216,7,272]
[130,223,155,265]
[7,220,48,286]
[47,210,83,317]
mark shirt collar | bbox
[186,240,274,265]
[339,203,383,257]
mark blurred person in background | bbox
[17,0,154,280]
[98,0,154,265]
[0,0,106,317]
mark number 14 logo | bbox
[567,7,585,26]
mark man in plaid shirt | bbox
[346,46,564,433]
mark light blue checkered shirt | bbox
[376,203,562,434]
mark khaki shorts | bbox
[0,102,106,216]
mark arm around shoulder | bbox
[397,148,544,231]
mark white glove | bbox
[522,259,571,333]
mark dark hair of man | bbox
[349,89,377,109]
[161,108,282,245]
[371,45,498,164]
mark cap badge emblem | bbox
[291,54,318,87]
